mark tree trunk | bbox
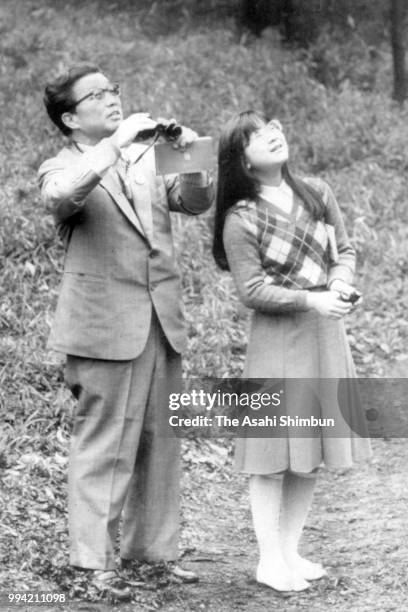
[240,0,293,37]
[391,0,407,103]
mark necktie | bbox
[116,155,134,206]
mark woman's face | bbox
[243,119,289,173]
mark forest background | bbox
[0,1,407,610]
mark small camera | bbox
[340,290,362,304]
[135,120,182,142]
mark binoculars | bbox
[135,121,182,142]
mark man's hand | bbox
[110,113,157,149]
[172,126,199,151]
[306,290,352,319]
[154,117,199,150]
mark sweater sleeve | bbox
[320,180,355,286]
[223,210,309,313]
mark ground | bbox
[1,3,408,610]
[1,437,407,612]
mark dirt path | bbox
[173,438,408,612]
[1,438,407,612]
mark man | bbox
[39,63,213,598]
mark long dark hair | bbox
[212,110,326,271]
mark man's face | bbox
[66,72,123,143]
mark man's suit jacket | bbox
[38,140,213,360]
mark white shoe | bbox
[256,563,310,592]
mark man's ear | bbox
[61,111,79,132]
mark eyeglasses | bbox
[71,83,121,108]
[252,119,283,140]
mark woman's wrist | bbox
[329,278,351,292]
[305,291,316,310]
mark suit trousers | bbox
[64,312,181,570]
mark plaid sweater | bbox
[223,178,355,313]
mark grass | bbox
[0,0,408,608]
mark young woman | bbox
[213,111,371,592]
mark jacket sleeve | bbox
[38,139,120,224]
[165,172,214,215]
[318,180,355,287]
[223,210,309,314]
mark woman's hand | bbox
[306,291,352,319]
[329,279,362,306]
[329,279,353,298]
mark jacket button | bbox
[150,282,157,292]
[149,249,158,258]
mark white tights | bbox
[249,471,326,591]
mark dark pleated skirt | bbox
[235,309,372,474]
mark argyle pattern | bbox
[232,196,331,290]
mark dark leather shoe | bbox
[91,570,132,600]
[120,559,199,584]
[120,558,137,570]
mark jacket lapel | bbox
[127,167,154,244]
[66,142,149,242]
[126,145,154,244]
[99,169,147,240]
